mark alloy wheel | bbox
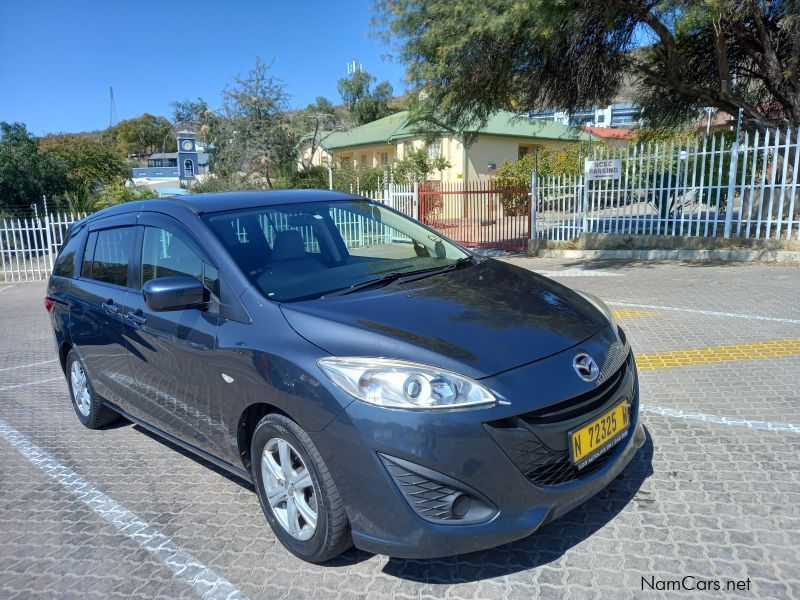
[261,438,318,540]
[70,361,91,417]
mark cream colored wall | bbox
[299,134,580,184]
[298,141,332,168]
[392,135,467,183]
[465,136,574,180]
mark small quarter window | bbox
[53,230,83,278]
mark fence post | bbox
[44,212,55,272]
[412,181,420,220]
[530,170,538,241]
[580,172,589,235]
[723,141,739,238]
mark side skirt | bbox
[104,401,254,485]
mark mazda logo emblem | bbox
[573,353,599,382]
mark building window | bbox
[360,155,368,166]
[518,145,532,159]
[381,152,389,165]
[184,159,195,177]
[426,139,442,158]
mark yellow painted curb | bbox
[637,338,800,370]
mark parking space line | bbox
[0,359,58,372]
[609,301,800,325]
[0,376,63,391]
[636,338,800,370]
[0,286,13,292]
[612,309,659,319]
[641,405,800,433]
[535,269,624,277]
[0,417,247,600]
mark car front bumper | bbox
[310,326,645,558]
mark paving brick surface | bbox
[0,259,798,599]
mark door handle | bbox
[101,300,118,314]
[125,311,147,326]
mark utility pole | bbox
[109,87,117,127]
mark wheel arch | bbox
[237,402,289,472]
[59,341,73,374]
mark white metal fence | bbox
[534,127,800,241]
[362,183,419,218]
[0,213,84,283]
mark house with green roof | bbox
[299,109,588,183]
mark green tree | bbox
[392,147,449,183]
[38,133,128,190]
[0,122,69,214]
[105,113,175,160]
[374,0,800,132]
[337,69,397,125]
[211,57,297,188]
[293,96,350,170]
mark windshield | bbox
[204,199,470,301]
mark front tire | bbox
[251,414,352,563]
[66,348,119,429]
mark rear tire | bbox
[251,414,352,563]
[65,348,119,429]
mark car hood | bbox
[279,258,608,379]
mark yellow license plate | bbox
[569,400,630,467]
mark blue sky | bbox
[0,0,407,135]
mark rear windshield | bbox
[204,199,468,302]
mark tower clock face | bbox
[181,140,194,151]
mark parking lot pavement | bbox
[0,258,798,600]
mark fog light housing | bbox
[378,454,496,524]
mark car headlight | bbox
[317,357,496,410]
[576,291,618,330]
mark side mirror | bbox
[143,276,209,311]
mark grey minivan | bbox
[46,190,644,562]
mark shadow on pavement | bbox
[133,424,255,492]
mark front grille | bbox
[379,455,459,521]
[485,354,635,487]
[496,421,627,486]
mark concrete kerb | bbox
[528,234,800,263]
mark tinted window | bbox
[141,227,219,296]
[53,231,84,278]
[87,227,135,286]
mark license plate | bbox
[569,400,630,468]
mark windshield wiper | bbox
[322,272,409,297]
[323,257,475,298]
[400,255,475,280]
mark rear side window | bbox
[53,231,84,278]
[83,227,135,287]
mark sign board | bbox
[585,159,622,181]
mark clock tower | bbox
[177,131,198,181]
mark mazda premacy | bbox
[46,190,644,562]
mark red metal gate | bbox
[418,181,531,251]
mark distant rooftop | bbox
[311,110,588,150]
